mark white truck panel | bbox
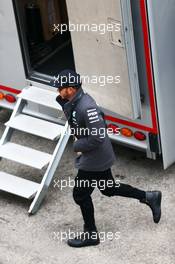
[0,0,26,89]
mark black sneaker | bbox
[140,191,162,223]
[67,230,100,248]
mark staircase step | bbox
[5,114,64,140]
[0,143,51,169]
[18,86,62,110]
[0,172,39,199]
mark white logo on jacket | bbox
[86,108,100,124]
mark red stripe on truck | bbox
[0,85,21,95]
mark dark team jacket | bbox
[56,87,116,171]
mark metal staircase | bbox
[0,86,70,214]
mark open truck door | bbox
[66,0,141,120]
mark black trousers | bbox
[73,168,146,231]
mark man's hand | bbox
[73,136,78,142]
[73,137,82,156]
